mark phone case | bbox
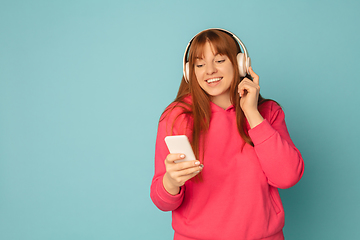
[164,135,196,162]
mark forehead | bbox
[195,42,215,59]
[194,41,225,59]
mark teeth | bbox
[206,77,222,83]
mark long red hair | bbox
[161,29,271,165]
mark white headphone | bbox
[183,28,251,83]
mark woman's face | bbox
[194,41,234,108]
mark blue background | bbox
[1,0,359,239]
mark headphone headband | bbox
[183,28,250,83]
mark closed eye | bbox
[216,59,225,63]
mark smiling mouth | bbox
[206,77,222,83]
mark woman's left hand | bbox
[238,67,264,128]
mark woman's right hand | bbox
[163,153,203,195]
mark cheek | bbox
[194,70,207,91]
[224,65,235,82]
[225,63,235,76]
[194,68,200,78]
[230,69,235,80]
[194,68,202,84]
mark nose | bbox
[206,62,217,75]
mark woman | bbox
[150,28,304,240]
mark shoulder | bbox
[258,100,283,123]
[160,95,192,121]
[159,95,193,135]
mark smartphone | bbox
[164,135,196,163]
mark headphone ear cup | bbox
[185,62,190,82]
[246,57,251,75]
[237,53,246,77]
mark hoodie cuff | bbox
[156,178,185,204]
[248,119,276,146]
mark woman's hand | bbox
[163,153,203,195]
[238,67,264,128]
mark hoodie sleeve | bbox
[248,101,304,189]
[150,105,191,211]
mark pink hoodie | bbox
[151,98,304,240]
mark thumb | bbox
[248,66,259,85]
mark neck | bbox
[210,92,232,110]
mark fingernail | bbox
[195,161,200,165]
[200,164,204,168]
[180,154,185,158]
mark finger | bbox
[183,168,203,181]
[167,164,203,186]
[171,169,201,187]
[165,153,185,164]
[174,160,201,171]
[238,78,252,97]
[177,164,204,177]
[239,78,259,91]
[238,88,246,98]
[248,67,259,85]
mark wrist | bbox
[244,110,264,129]
[163,174,180,195]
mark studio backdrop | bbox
[1,0,359,239]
